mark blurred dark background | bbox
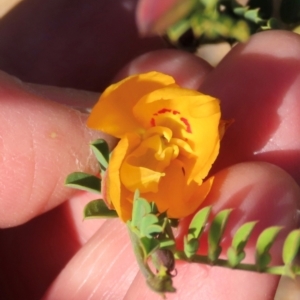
[0,0,165,91]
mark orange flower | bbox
[87,71,224,221]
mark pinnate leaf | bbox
[65,172,101,193]
[84,199,118,219]
[233,6,249,17]
[141,214,162,238]
[227,221,257,267]
[184,237,199,258]
[232,221,257,252]
[227,247,245,267]
[187,206,211,241]
[159,238,176,249]
[131,191,152,228]
[255,226,282,270]
[90,139,109,169]
[140,236,160,257]
[208,209,232,262]
[282,229,300,265]
[244,8,263,23]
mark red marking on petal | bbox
[172,110,180,115]
[150,118,156,126]
[180,117,192,133]
[154,113,158,116]
[158,108,172,114]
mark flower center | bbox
[120,125,196,194]
[150,107,192,135]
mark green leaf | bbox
[141,214,159,228]
[150,202,159,214]
[84,199,118,219]
[187,206,211,241]
[233,6,250,17]
[248,0,272,19]
[65,172,101,193]
[230,20,250,42]
[200,0,218,10]
[143,225,164,238]
[261,18,281,30]
[227,221,257,267]
[90,139,109,169]
[184,237,199,258]
[167,19,191,42]
[208,208,232,263]
[282,229,300,265]
[255,226,282,270]
[244,8,263,23]
[140,214,163,238]
[227,247,245,267]
[140,236,160,257]
[131,192,152,229]
[165,219,176,238]
[159,238,176,249]
[232,221,257,252]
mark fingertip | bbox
[174,161,300,299]
[201,31,300,182]
[0,73,116,228]
[207,162,299,252]
[115,49,213,89]
[239,30,300,58]
[178,162,300,260]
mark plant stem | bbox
[126,222,154,279]
[174,251,291,275]
[126,223,176,296]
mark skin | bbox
[0,1,300,299]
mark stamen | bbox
[150,118,155,127]
[158,108,172,114]
[180,117,192,133]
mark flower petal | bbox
[133,86,221,182]
[87,72,176,138]
[107,133,141,221]
[120,128,178,193]
[90,73,225,221]
[144,160,214,218]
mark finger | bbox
[44,162,300,300]
[115,49,213,89]
[178,162,300,257]
[27,83,99,111]
[0,52,209,227]
[126,162,300,300]
[200,30,300,183]
[42,219,139,300]
[0,71,115,228]
[0,50,214,299]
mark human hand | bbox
[0,2,300,299]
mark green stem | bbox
[126,223,154,279]
[174,251,291,275]
[126,223,176,296]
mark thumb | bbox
[0,71,115,228]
